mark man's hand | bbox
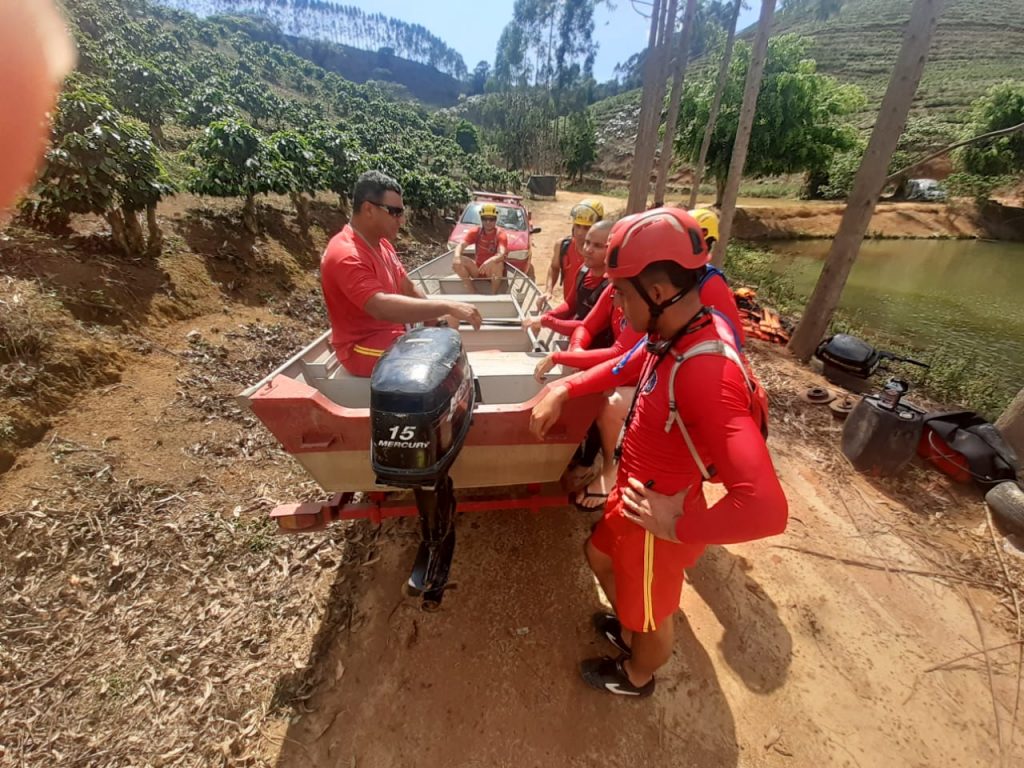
[533,353,556,382]
[535,292,553,312]
[445,301,482,330]
[522,315,543,333]
[529,384,569,439]
[621,476,689,543]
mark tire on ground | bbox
[985,481,1024,538]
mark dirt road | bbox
[268,354,1019,768]
[1,193,1019,767]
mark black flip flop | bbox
[572,490,608,513]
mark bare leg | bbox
[576,390,629,509]
[484,260,505,294]
[624,618,674,686]
[585,537,616,608]
[452,257,479,292]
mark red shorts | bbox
[590,489,705,633]
[337,327,404,377]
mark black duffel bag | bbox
[923,411,1020,491]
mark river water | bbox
[763,238,1024,404]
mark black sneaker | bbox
[592,612,631,655]
[580,655,655,698]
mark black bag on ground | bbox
[922,411,1020,490]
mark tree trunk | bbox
[106,210,131,256]
[122,208,146,255]
[242,194,258,234]
[654,0,699,207]
[995,387,1024,463]
[145,203,163,257]
[711,0,777,268]
[626,0,677,214]
[290,191,310,231]
[787,0,946,360]
[716,175,726,207]
[688,0,743,210]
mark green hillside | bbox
[766,0,1024,122]
[588,0,1024,179]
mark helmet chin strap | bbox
[628,277,708,355]
[628,277,688,338]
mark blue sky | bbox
[333,1,760,82]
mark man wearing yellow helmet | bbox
[689,207,745,345]
[453,201,510,293]
[543,198,604,308]
[690,208,720,248]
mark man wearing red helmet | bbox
[530,208,788,697]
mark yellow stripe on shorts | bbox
[643,530,656,632]
[353,344,385,358]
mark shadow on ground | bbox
[271,507,740,767]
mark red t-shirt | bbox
[464,226,509,267]
[320,225,408,362]
[560,238,585,307]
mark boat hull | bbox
[242,250,597,493]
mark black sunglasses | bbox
[372,201,405,218]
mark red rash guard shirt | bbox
[320,225,407,363]
[563,314,787,546]
[560,238,585,308]
[701,269,745,346]
[552,284,644,370]
[463,226,509,267]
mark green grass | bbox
[738,179,803,199]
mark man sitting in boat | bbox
[321,170,483,377]
[524,219,613,337]
[452,202,509,294]
[529,207,787,698]
[541,198,605,309]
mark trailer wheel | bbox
[986,481,1024,539]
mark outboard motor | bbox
[370,327,475,609]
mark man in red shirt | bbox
[530,208,788,698]
[542,198,604,309]
[453,202,509,294]
[321,171,483,377]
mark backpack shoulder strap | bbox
[558,237,572,284]
[663,339,755,481]
[698,263,727,289]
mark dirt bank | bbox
[732,201,988,240]
[1,194,1021,767]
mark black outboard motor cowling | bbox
[370,326,475,487]
[815,334,929,393]
[369,327,475,609]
